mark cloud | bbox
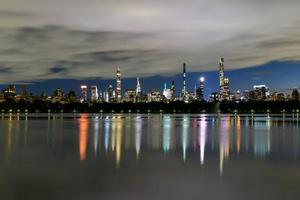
[49,66,68,74]
[0,0,300,83]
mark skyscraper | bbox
[219,58,224,89]
[196,77,205,100]
[170,80,175,100]
[163,82,172,100]
[20,85,29,100]
[136,77,142,102]
[116,67,122,102]
[136,77,141,94]
[80,85,88,103]
[219,58,230,100]
[91,85,99,102]
[108,84,114,102]
[182,63,187,101]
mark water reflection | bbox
[182,115,189,162]
[93,117,99,156]
[253,118,271,157]
[104,118,110,153]
[135,115,142,159]
[1,114,300,175]
[115,116,123,168]
[199,115,207,165]
[163,115,171,153]
[78,115,89,161]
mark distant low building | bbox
[52,88,64,103]
[66,91,77,103]
[147,90,161,102]
[291,89,300,101]
[3,85,16,101]
[249,85,269,101]
[124,89,136,103]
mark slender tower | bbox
[219,57,224,91]
[116,67,122,102]
[136,77,141,103]
[170,80,175,100]
[136,77,141,94]
[219,57,230,100]
[182,63,186,97]
[196,77,205,100]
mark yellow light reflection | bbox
[219,116,231,175]
[5,120,13,162]
[111,119,116,152]
[135,115,142,159]
[115,117,123,168]
[236,116,241,154]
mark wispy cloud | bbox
[0,0,300,83]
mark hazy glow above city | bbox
[1,0,300,85]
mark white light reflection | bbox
[135,115,142,159]
[115,117,123,168]
[199,114,207,165]
[253,118,271,157]
[111,119,116,152]
[182,115,189,162]
[94,117,99,156]
[163,115,171,154]
[104,118,110,153]
[219,116,230,176]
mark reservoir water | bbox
[0,113,300,200]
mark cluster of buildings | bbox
[0,58,299,104]
[77,63,205,104]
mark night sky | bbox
[0,0,300,96]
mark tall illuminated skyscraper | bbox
[219,58,230,100]
[91,85,98,102]
[108,84,114,102]
[136,77,142,102]
[116,67,122,102]
[196,77,205,100]
[80,85,88,103]
[136,77,141,94]
[219,58,225,89]
[182,63,187,100]
[170,80,175,100]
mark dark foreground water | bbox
[0,113,300,200]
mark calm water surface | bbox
[0,113,300,200]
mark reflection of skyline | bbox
[135,115,142,159]
[115,117,123,168]
[182,115,189,162]
[1,114,300,174]
[78,115,89,161]
[253,118,271,157]
[163,115,171,154]
[199,115,207,165]
[93,117,100,156]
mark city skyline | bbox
[1,58,300,104]
[1,60,300,100]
